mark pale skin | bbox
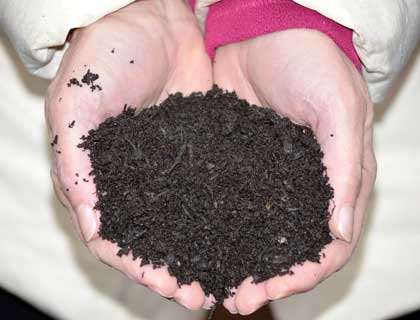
[46,0,377,315]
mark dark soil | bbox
[78,86,333,303]
[67,78,82,88]
[67,69,102,92]
[50,134,58,147]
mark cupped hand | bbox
[213,29,377,315]
[46,0,212,310]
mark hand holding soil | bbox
[46,0,213,310]
[46,1,377,316]
[213,29,377,314]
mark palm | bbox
[214,30,376,315]
[47,0,212,310]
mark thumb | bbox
[317,104,364,243]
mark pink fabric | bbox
[204,0,361,70]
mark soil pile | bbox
[78,86,333,303]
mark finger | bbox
[51,167,85,242]
[50,167,71,209]
[87,238,126,272]
[118,252,143,282]
[348,129,377,244]
[351,106,377,242]
[265,263,323,300]
[88,235,178,298]
[307,141,374,283]
[316,95,366,243]
[173,282,205,310]
[52,151,98,246]
[51,120,99,243]
[235,277,268,316]
[266,240,350,300]
[223,288,238,314]
[46,88,103,243]
[89,238,179,298]
[137,264,178,298]
[51,143,92,245]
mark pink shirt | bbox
[190,0,361,70]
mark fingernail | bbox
[338,205,354,243]
[76,204,97,242]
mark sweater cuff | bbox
[205,0,361,70]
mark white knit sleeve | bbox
[292,0,420,103]
[0,0,135,79]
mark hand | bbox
[46,0,212,310]
[213,29,377,315]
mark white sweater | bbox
[0,0,419,102]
